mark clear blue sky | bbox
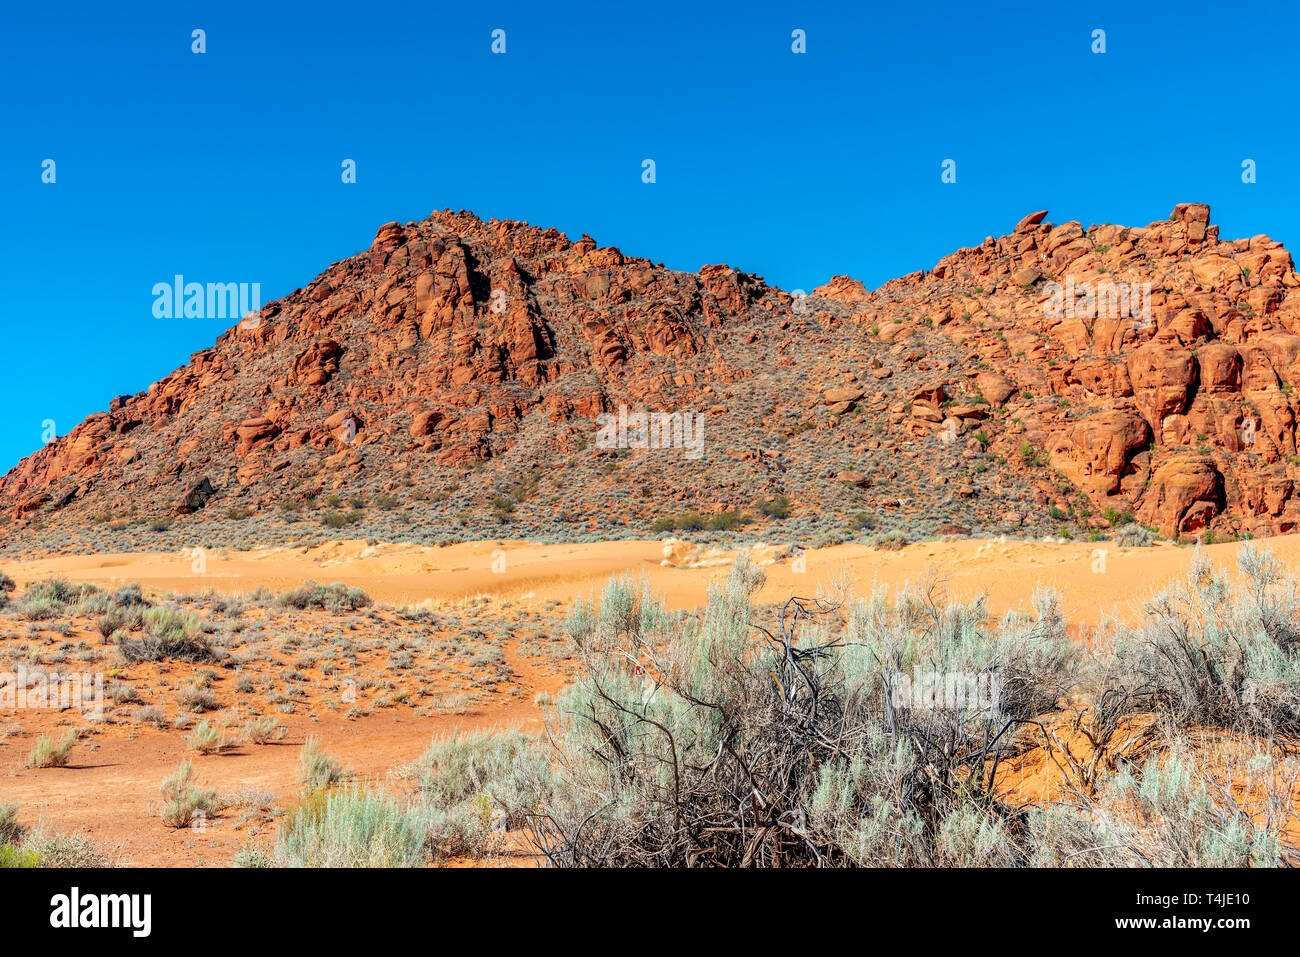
[2,0,1297,472]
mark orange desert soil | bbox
[8,533,1294,626]
[4,533,1297,866]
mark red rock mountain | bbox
[3,204,1298,553]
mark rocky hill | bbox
[3,203,1298,555]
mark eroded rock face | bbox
[294,340,343,387]
[1128,343,1197,430]
[0,210,778,535]
[1049,411,1150,497]
[1140,456,1223,536]
[1198,343,1242,394]
[5,202,1300,545]
[823,202,1300,539]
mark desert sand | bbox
[5,533,1288,627]
[3,532,1295,865]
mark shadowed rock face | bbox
[4,203,1300,549]
[177,478,215,515]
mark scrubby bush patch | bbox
[27,731,78,769]
[421,549,1300,868]
[118,605,216,663]
[278,582,371,613]
[275,784,428,867]
[298,737,344,793]
[160,760,220,829]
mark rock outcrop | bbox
[4,203,1300,548]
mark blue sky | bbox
[2,0,1297,472]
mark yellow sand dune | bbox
[6,533,1299,628]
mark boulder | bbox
[823,387,864,405]
[1127,343,1196,429]
[293,340,343,386]
[1015,210,1049,232]
[1139,456,1222,537]
[1049,411,1150,496]
[176,477,216,515]
[974,372,1016,405]
[1196,343,1241,394]
[911,382,947,405]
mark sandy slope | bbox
[6,533,1295,628]
[4,533,1297,866]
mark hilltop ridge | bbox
[4,203,1298,554]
